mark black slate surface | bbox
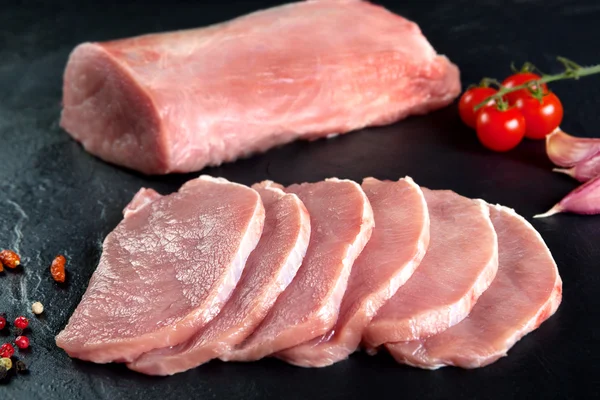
[1,0,599,398]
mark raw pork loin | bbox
[129,182,311,375]
[363,189,498,348]
[387,205,562,369]
[60,0,460,174]
[56,176,264,363]
[56,175,562,374]
[225,179,374,361]
[278,177,430,367]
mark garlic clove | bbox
[546,128,600,167]
[535,174,600,218]
[553,152,600,182]
[552,167,576,179]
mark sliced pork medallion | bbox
[123,188,162,218]
[387,205,562,369]
[128,182,311,375]
[363,189,498,348]
[55,176,265,363]
[277,177,430,367]
[225,178,375,361]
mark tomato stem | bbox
[495,96,509,111]
[474,57,600,111]
[511,61,538,74]
[479,77,503,88]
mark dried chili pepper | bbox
[50,255,66,283]
[0,250,20,269]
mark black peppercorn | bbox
[15,360,27,373]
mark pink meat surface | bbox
[123,188,162,218]
[60,0,460,175]
[277,177,430,367]
[387,205,562,369]
[128,182,311,375]
[224,178,374,361]
[56,176,265,363]
[363,189,498,348]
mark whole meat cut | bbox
[60,0,460,174]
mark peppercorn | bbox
[0,316,5,330]
[15,336,29,350]
[32,302,44,315]
[0,250,20,269]
[50,255,66,283]
[0,357,12,371]
[0,344,14,358]
[14,360,27,373]
[14,316,28,330]
[0,365,6,380]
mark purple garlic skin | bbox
[535,174,600,218]
[546,128,600,167]
[554,153,600,182]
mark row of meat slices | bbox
[56,175,563,376]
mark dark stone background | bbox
[1,0,599,398]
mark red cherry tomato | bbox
[476,107,526,152]
[459,87,498,128]
[514,92,563,140]
[502,72,549,105]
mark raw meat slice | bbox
[387,205,562,369]
[123,188,162,218]
[224,178,375,361]
[55,175,265,363]
[60,0,460,175]
[277,177,430,367]
[363,189,498,348]
[128,181,311,375]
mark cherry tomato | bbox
[514,92,563,140]
[502,72,548,105]
[459,87,498,128]
[476,107,526,152]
